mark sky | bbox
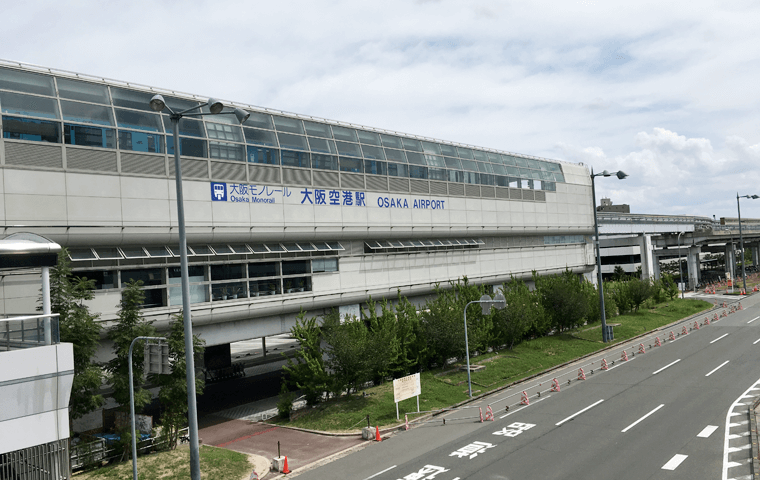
[2,0,760,219]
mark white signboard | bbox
[393,372,421,403]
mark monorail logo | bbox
[210,182,282,204]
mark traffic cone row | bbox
[601,359,609,370]
[703,317,710,326]
[638,343,646,354]
[621,350,629,361]
[669,331,676,341]
[551,378,561,392]
[693,320,700,330]
[682,325,688,335]
[578,368,586,380]
[654,337,661,347]
[521,391,529,405]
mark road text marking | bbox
[622,404,665,433]
[555,399,604,426]
[363,465,396,480]
[705,360,730,377]
[653,359,681,375]
[697,425,719,438]
[710,333,729,344]
[662,454,688,470]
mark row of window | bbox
[0,66,566,182]
[68,242,344,261]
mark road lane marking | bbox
[697,425,719,438]
[621,404,664,433]
[653,359,681,375]
[555,399,604,426]
[748,316,759,324]
[606,356,637,371]
[498,396,547,419]
[754,338,760,345]
[363,465,396,479]
[710,333,729,344]
[662,454,688,470]
[706,360,730,377]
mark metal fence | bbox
[0,439,69,480]
[0,314,59,351]
[70,427,190,471]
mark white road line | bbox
[555,399,604,426]
[662,454,688,470]
[710,333,729,344]
[621,404,664,433]
[706,360,730,377]
[723,378,760,480]
[653,359,681,375]
[498,396,548,419]
[748,316,759,324]
[606,356,637,371]
[363,465,396,480]
[697,425,719,438]
[754,338,760,345]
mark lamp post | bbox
[737,193,759,293]
[591,168,628,343]
[149,95,249,480]
[463,293,506,398]
[677,231,684,299]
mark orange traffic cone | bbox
[375,426,382,442]
[282,455,291,474]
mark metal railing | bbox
[0,314,60,351]
[70,427,190,471]
[0,439,69,480]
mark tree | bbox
[363,297,399,383]
[390,295,426,376]
[534,269,589,332]
[627,277,653,311]
[661,273,679,300]
[322,310,373,396]
[283,311,329,405]
[106,279,156,412]
[48,248,105,420]
[492,278,545,349]
[152,313,204,450]
[612,266,627,281]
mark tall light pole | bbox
[677,231,684,299]
[463,293,506,398]
[591,168,628,343]
[149,95,249,480]
[737,193,759,293]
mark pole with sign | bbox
[393,373,421,420]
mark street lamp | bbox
[677,231,684,299]
[149,95,249,480]
[463,293,506,398]
[591,168,628,343]
[737,193,759,293]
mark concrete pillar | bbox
[725,243,735,280]
[637,234,654,280]
[687,246,700,289]
[752,244,759,269]
[652,256,661,280]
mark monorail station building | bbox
[0,61,595,373]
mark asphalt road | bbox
[299,295,760,480]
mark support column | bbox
[725,243,735,281]
[652,256,661,280]
[637,234,654,280]
[752,244,759,270]
[687,246,700,290]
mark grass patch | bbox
[275,298,711,432]
[74,445,252,480]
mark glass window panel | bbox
[472,150,487,161]
[428,168,446,181]
[487,152,501,163]
[110,87,154,111]
[277,132,309,151]
[501,154,516,166]
[410,240,424,247]
[547,162,562,172]
[56,78,109,104]
[457,147,474,159]
[282,260,310,275]
[2,116,60,143]
[208,245,232,255]
[387,162,408,177]
[492,164,507,175]
[335,140,362,157]
[166,137,207,157]
[0,91,59,119]
[533,179,542,189]
[210,141,245,161]
[424,154,445,167]
[444,157,461,169]
[249,262,279,278]
[202,109,237,125]
[272,115,304,134]
[380,134,402,149]
[513,156,528,167]
[267,243,285,253]
[439,144,457,156]
[364,160,387,175]
[120,247,147,258]
[308,137,337,154]
[463,171,479,184]
[405,151,425,165]
[60,100,114,126]
[510,177,522,188]
[243,127,278,146]
[537,161,549,171]
[249,244,269,253]
[421,141,441,155]
[339,157,363,173]
[69,248,96,260]
[206,122,243,142]
[243,111,274,130]
[327,241,344,250]
[545,181,556,191]
[229,244,251,254]
[298,242,316,251]
[282,243,302,252]
[477,162,493,173]
[361,144,385,160]
[357,130,381,145]
[312,153,338,170]
[0,68,55,96]
[554,173,565,182]
[168,246,195,256]
[526,159,540,169]
[409,165,427,179]
[303,120,332,138]
[460,159,478,171]
[384,148,406,163]
[284,276,311,293]
[401,137,422,151]
[519,167,532,177]
[64,124,115,148]
[249,279,280,296]
[313,258,338,272]
[388,240,403,248]
[123,267,163,286]
[281,150,310,168]
[211,264,245,280]
[145,246,171,257]
[247,146,280,165]
[114,108,162,132]
[314,242,331,251]
[75,270,116,290]
[448,169,463,183]
[331,125,358,142]
[118,130,163,153]
[400,240,414,247]
[162,116,205,137]
[495,175,508,187]
[189,245,212,255]
[540,170,554,181]
[162,96,201,112]
[479,173,494,185]
[506,166,520,176]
